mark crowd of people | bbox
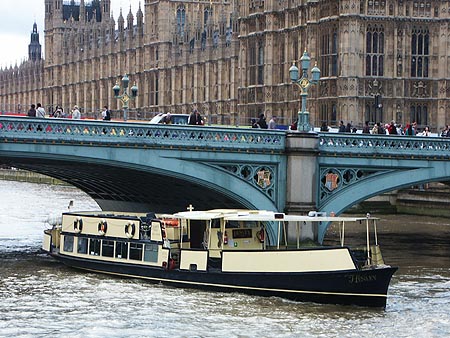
[334,120,450,137]
[26,103,113,121]
[23,104,450,137]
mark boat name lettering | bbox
[346,274,377,284]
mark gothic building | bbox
[1,0,449,130]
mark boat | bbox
[42,207,397,308]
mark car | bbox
[149,113,190,125]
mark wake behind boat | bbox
[42,208,397,308]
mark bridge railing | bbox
[0,116,286,152]
[318,133,450,158]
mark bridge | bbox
[1,116,450,242]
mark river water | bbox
[0,180,449,337]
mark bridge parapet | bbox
[0,117,285,153]
[318,133,450,159]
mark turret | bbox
[28,22,42,62]
[80,0,86,22]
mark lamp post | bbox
[289,50,320,132]
[113,74,138,121]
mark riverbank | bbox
[0,168,66,185]
[350,182,450,217]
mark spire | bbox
[28,22,42,62]
[127,5,134,30]
[137,2,143,27]
[118,8,124,32]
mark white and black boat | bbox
[42,208,397,308]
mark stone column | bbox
[285,132,320,241]
[285,132,319,214]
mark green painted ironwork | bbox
[0,117,285,152]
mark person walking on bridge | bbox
[71,105,81,119]
[36,103,46,118]
[27,104,36,117]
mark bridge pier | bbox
[284,132,319,214]
[285,132,319,241]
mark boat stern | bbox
[42,227,61,253]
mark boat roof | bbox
[172,209,378,222]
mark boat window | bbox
[102,240,114,257]
[225,221,239,228]
[63,235,74,253]
[143,243,158,262]
[115,241,128,259]
[130,243,143,261]
[77,237,88,254]
[243,221,258,228]
[211,218,220,228]
[89,238,101,256]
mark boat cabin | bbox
[43,209,385,274]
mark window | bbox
[77,237,88,254]
[366,25,384,76]
[130,243,143,261]
[320,29,338,77]
[204,7,212,27]
[144,243,159,262]
[102,240,114,258]
[411,28,429,78]
[248,40,264,85]
[176,5,186,40]
[410,103,428,126]
[89,238,101,256]
[367,0,386,15]
[115,241,128,259]
[63,235,74,253]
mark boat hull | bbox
[50,252,397,308]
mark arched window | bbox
[204,7,212,27]
[176,5,186,39]
[410,103,428,126]
[320,27,338,77]
[366,25,385,76]
[411,27,429,78]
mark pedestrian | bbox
[72,105,81,119]
[257,113,268,129]
[422,125,431,137]
[36,103,46,118]
[162,113,172,124]
[412,121,417,135]
[362,121,370,134]
[251,118,260,128]
[53,105,63,118]
[338,120,346,133]
[101,106,111,121]
[188,109,204,125]
[345,122,352,133]
[372,123,379,134]
[440,125,450,137]
[405,123,414,136]
[268,116,277,129]
[27,104,37,117]
[388,120,397,135]
[320,122,329,132]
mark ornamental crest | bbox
[325,173,339,191]
[257,170,271,188]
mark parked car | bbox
[149,113,190,125]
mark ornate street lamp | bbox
[113,74,138,121]
[289,50,321,132]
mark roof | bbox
[172,209,378,222]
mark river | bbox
[0,180,449,337]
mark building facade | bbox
[0,0,449,130]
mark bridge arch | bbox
[0,117,286,215]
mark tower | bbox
[28,23,42,62]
